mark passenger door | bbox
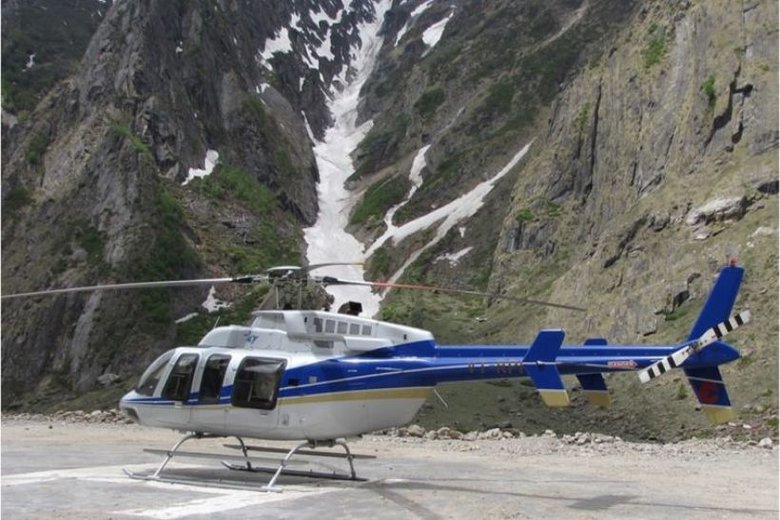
[191,353,231,434]
[158,352,199,427]
[226,357,286,437]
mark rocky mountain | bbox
[2,0,777,441]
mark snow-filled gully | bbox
[304,3,531,317]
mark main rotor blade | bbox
[319,276,587,312]
[306,262,364,272]
[0,275,269,300]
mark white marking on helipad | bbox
[1,463,169,487]
[3,463,342,519]
[115,487,335,519]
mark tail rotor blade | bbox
[638,311,751,383]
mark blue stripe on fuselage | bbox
[122,340,739,406]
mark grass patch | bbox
[701,74,716,105]
[198,165,276,216]
[242,96,275,134]
[367,245,392,280]
[2,185,33,219]
[414,88,446,118]
[74,223,104,265]
[350,176,407,226]
[515,208,535,222]
[643,26,668,68]
[25,132,49,165]
[482,80,515,116]
[111,121,152,157]
[575,102,590,134]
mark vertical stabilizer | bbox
[688,265,744,340]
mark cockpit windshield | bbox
[135,350,174,396]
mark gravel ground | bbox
[2,413,778,519]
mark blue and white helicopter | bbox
[3,262,750,490]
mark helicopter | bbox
[1,261,750,491]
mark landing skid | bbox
[221,439,367,490]
[123,433,367,492]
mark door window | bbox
[199,354,230,403]
[161,353,199,402]
[231,358,286,410]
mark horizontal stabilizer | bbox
[639,311,750,383]
[524,330,568,406]
[576,374,610,407]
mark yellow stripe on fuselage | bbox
[279,387,432,406]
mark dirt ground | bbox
[1,417,778,519]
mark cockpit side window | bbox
[199,354,230,404]
[231,358,286,410]
[161,353,199,402]
[135,350,175,396]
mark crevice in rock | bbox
[584,82,601,200]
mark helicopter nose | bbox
[118,392,139,423]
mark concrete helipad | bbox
[2,420,778,519]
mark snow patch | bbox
[302,112,316,141]
[395,0,435,46]
[458,226,466,238]
[175,313,199,324]
[202,286,231,313]
[260,26,294,69]
[422,12,454,51]
[311,6,340,26]
[752,226,776,237]
[435,247,473,266]
[182,150,219,185]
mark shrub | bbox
[643,27,667,68]
[701,74,716,105]
[25,132,49,165]
[414,88,446,118]
[515,208,534,222]
[111,121,151,157]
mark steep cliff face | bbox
[394,0,777,439]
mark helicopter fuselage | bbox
[119,308,740,440]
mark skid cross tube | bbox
[146,432,252,479]
[262,439,358,491]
